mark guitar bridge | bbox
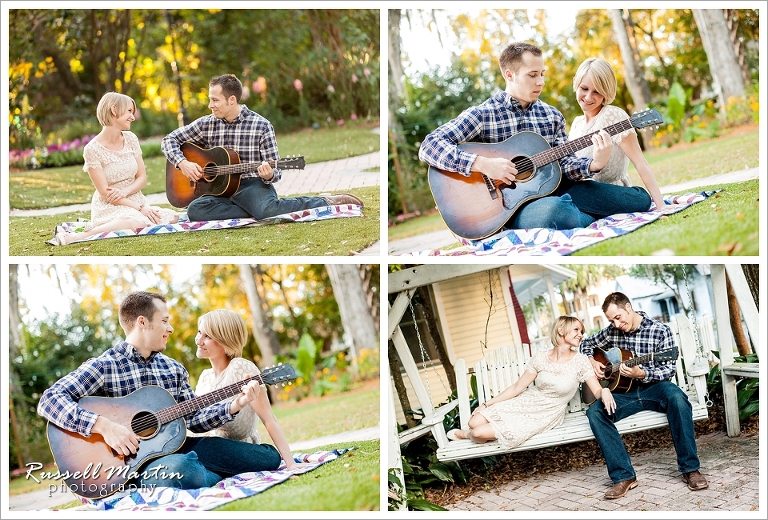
[481,174,498,200]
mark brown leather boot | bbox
[319,193,364,207]
[604,477,638,499]
[682,470,708,490]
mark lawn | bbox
[9,381,381,511]
[388,125,760,255]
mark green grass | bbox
[573,180,759,256]
[388,126,760,255]
[9,122,380,210]
[257,383,380,443]
[9,186,379,256]
[9,382,380,511]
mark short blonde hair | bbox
[96,92,136,127]
[550,315,585,348]
[198,309,249,360]
[573,58,617,105]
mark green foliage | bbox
[706,352,760,421]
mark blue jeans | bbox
[135,436,281,489]
[187,177,328,221]
[586,381,700,484]
[508,180,651,230]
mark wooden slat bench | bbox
[420,315,710,462]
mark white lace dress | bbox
[569,104,636,187]
[477,350,594,449]
[188,357,262,444]
[82,131,177,229]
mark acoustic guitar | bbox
[165,142,306,208]
[427,108,663,240]
[46,363,296,499]
[581,346,678,405]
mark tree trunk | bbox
[8,264,28,469]
[389,342,417,429]
[417,287,456,393]
[325,264,379,355]
[724,9,751,83]
[238,265,279,366]
[726,272,752,355]
[692,9,746,115]
[610,9,652,111]
[741,264,759,311]
[388,9,410,215]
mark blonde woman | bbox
[569,58,666,210]
[51,92,178,245]
[446,316,615,447]
[191,309,311,472]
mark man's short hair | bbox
[499,42,542,75]
[119,291,166,332]
[602,292,632,313]
[210,74,243,102]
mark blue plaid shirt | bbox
[580,311,677,382]
[162,105,282,183]
[418,90,594,181]
[37,341,235,437]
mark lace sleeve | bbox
[576,353,596,383]
[525,351,545,375]
[600,105,635,144]
[82,142,102,173]
[124,131,142,156]
[227,358,262,386]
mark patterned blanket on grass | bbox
[76,449,351,511]
[47,204,363,246]
[405,192,715,257]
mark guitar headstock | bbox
[260,363,297,386]
[278,155,306,170]
[656,347,679,363]
[630,108,663,130]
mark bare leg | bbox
[57,219,146,245]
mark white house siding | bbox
[392,364,451,425]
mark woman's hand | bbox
[601,387,616,415]
[105,187,127,203]
[589,130,614,171]
[140,205,162,224]
[284,461,316,474]
[472,402,490,416]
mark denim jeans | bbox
[135,436,281,490]
[507,179,652,230]
[187,177,328,221]
[586,381,700,484]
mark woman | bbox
[51,92,178,245]
[446,316,616,447]
[569,58,666,210]
[191,309,310,472]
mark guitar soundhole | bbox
[511,155,535,181]
[132,411,160,439]
[201,163,217,182]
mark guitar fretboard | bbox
[203,160,284,177]
[532,119,634,168]
[154,373,266,424]
[606,348,676,376]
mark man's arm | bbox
[639,324,678,382]
[37,360,105,437]
[161,118,209,169]
[417,107,485,176]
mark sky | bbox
[399,7,581,75]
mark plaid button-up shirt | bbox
[162,105,282,183]
[37,341,235,437]
[579,311,678,382]
[418,90,594,181]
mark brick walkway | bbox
[445,431,759,511]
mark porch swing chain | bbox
[408,296,450,406]
[681,264,713,407]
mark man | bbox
[418,42,651,230]
[580,292,708,499]
[38,291,281,491]
[162,74,362,221]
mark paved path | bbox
[444,431,759,512]
[388,167,759,255]
[8,426,380,511]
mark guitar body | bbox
[165,143,241,208]
[428,132,562,240]
[46,386,186,499]
[581,347,635,405]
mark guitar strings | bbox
[125,372,282,433]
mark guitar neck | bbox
[206,160,281,177]
[154,373,265,424]
[532,119,633,168]
[606,348,673,375]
